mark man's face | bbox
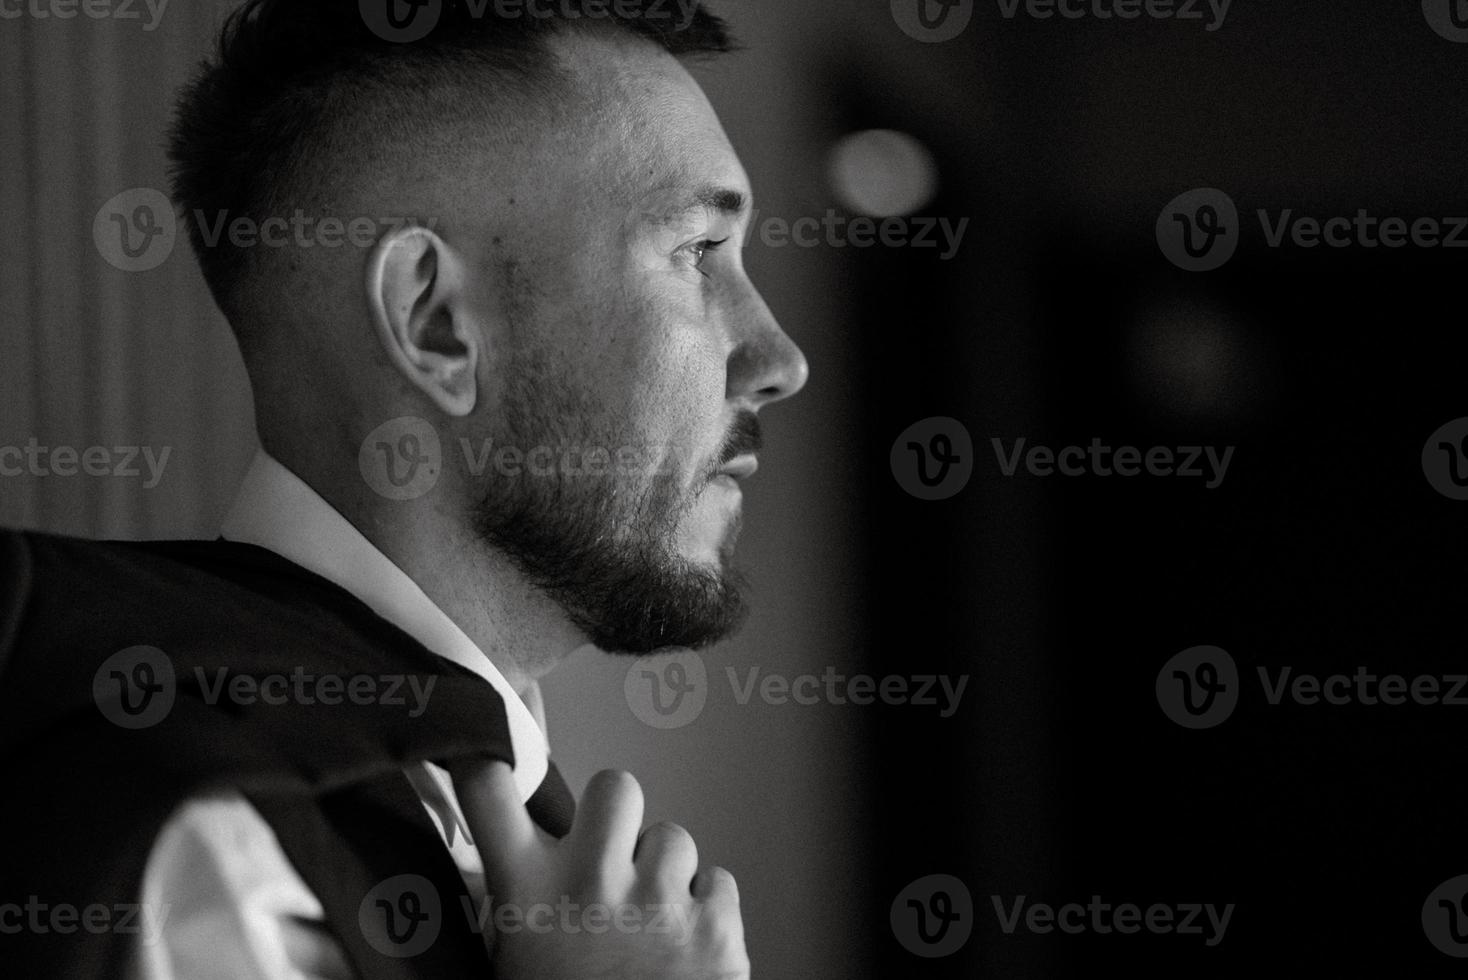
[464,30,808,655]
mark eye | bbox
[682,237,730,276]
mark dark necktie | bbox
[525,759,576,838]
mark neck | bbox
[365,507,584,696]
[277,441,584,697]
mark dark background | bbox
[846,2,1468,974]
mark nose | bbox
[726,284,809,407]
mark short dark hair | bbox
[167,0,734,320]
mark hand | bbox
[450,762,750,980]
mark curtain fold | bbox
[0,3,256,539]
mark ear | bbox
[366,225,480,417]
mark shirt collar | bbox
[219,449,550,805]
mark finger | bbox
[449,758,539,885]
[691,865,740,908]
[633,821,699,894]
[568,769,644,888]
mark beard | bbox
[470,351,756,655]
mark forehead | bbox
[549,29,751,206]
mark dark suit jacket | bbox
[0,529,519,978]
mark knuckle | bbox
[640,821,698,864]
[698,865,740,903]
[646,820,694,845]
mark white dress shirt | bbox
[127,450,550,979]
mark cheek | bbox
[594,292,728,476]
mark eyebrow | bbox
[695,186,749,216]
[667,185,751,219]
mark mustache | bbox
[719,411,763,464]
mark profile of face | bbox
[431,29,809,656]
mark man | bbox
[0,0,807,976]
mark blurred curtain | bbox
[0,3,256,538]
